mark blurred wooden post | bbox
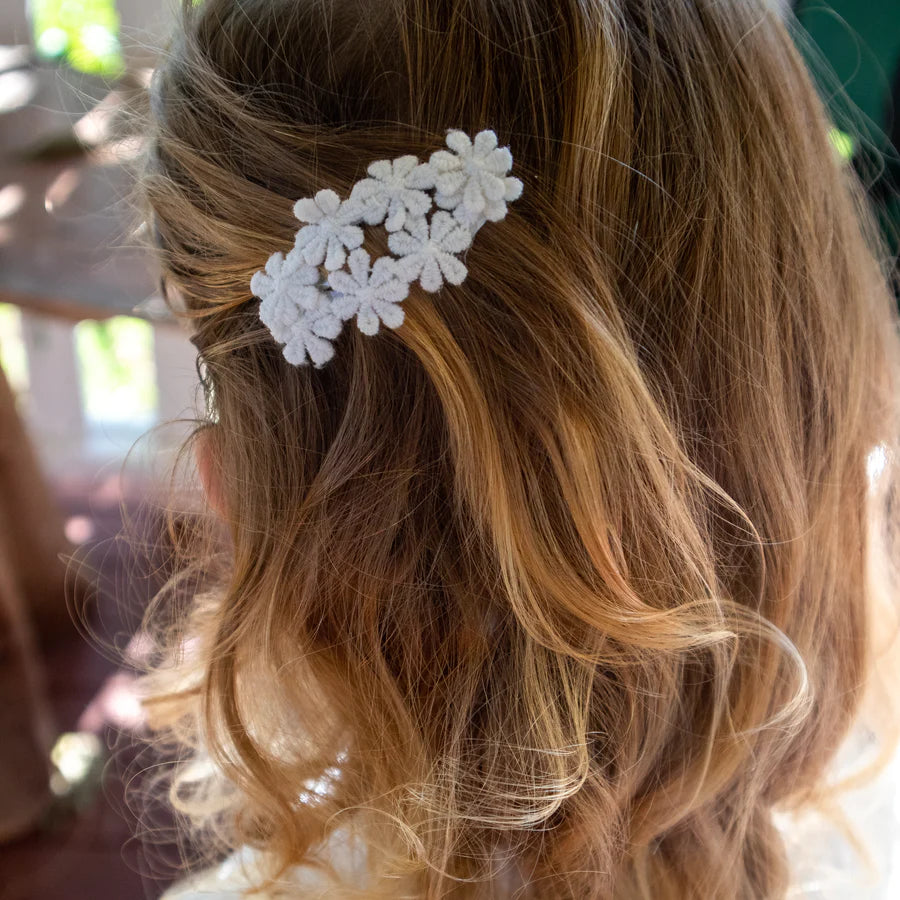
[0,343,75,636]
[0,558,53,843]
[0,365,59,841]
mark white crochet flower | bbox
[251,247,343,367]
[249,129,523,368]
[281,302,344,368]
[293,189,365,270]
[327,248,410,335]
[388,211,472,292]
[429,129,524,228]
[349,155,436,232]
[250,247,322,319]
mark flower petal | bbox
[434,191,460,211]
[332,291,360,321]
[394,254,424,283]
[434,171,466,198]
[473,130,499,156]
[316,189,341,215]
[327,269,356,295]
[429,149,462,174]
[487,146,513,174]
[504,176,523,201]
[384,203,406,232]
[445,130,472,156]
[462,177,486,215]
[346,248,371,282]
[419,257,443,292]
[407,162,436,190]
[452,203,486,229]
[370,255,399,283]
[250,269,274,298]
[294,197,323,223]
[367,159,392,180]
[438,253,468,285]
[324,240,347,271]
[403,189,432,219]
[336,198,366,226]
[444,225,473,254]
[306,335,337,367]
[295,227,326,265]
[393,155,419,177]
[388,229,419,257]
[377,300,405,330]
[482,199,509,222]
[481,175,506,203]
[356,308,380,335]
[310,310,343,339]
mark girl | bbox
[138,0,900,897]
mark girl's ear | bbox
[194,426,226,518]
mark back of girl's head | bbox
[139,1,900,897]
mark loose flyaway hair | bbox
[136,1,900,898]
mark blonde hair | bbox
[138,0,900,897]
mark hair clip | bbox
[249,129,523,367]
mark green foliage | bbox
[0,303,28,395]
[74,316,157,423]
[828,128,856,162]
[31,0,124,77]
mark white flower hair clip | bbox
[249,129,523,367]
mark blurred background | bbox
[0,2,196,898]
[0,1,897,898]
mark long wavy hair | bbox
[136,0,900,896]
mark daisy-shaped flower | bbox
[293,189,365,270]
[251,247,343,367]
[388,211,472,292]
[280,302,344,368]
[429,129,524,228]
[348,155,436,232]
[251,247,324,328]
[327,248,410,336]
